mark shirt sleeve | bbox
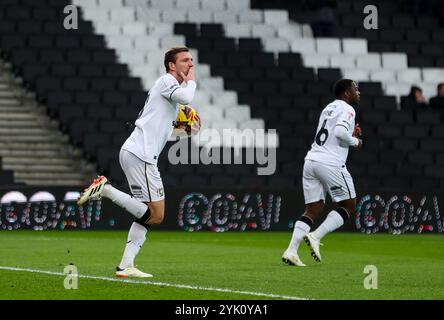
[160,76,196,105]
[335,107,359,147]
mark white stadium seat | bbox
[106,35,133,51]
[264,38,290,53]
[224,24,251,38]
[94,22,121,36]
[118,50,146,65]
[145,49,165,65]
[385,82,411,95]
[301,24,313,37]
[122,22,148,35]
[192,92,212,110]
[189,48,199,63]
[195,64,211,79]
[213,11,239,24]
[277,24,303,41]
[176,0,200,9]
[125,0,150,6]
[198,106,224,124]
[141,74,159,90]
[330,55,356,68]
[342,69,369,81]
[160,35,186,49]
[291,38,315,54]
[225,106,251,122]
[135,8,162,22]
[316,38,341,54]
[161,9,187,23]
[97,0,123,8]
[81,8,109,22]
[421,83,437,100]
[226,0,250,10]
[148,23,173,37]
[150,0,175,9]
[264,10,289,26]
[211,91,238,107]
[239,10,264,24]
[381,53,408,70]
[133,36,160,50]
[251,24,276,39]
[201,0,226,10]
[370,70,396,82]
[187,10,214,23]
[109,7,135,22]
[303,54,330,68]
[397,69,422,83]
[212,119,238,132]
[131,65,160,79]
[239,119,264,131]
[422,68,444,83]
[199,77,224,92]
[342,39,367,54]
[356,53,381,69]
[72,0,98,7]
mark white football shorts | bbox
[302,159,356,204]
[119,149,165,202]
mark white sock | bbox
[311,210,345,240]
[102,184,147,219]
[119,222,147,269]
[288,220,311,252]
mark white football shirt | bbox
[305,99,358,166]
[122,73,196,164]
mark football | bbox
[175,105,199,129]
[172,105,201,137]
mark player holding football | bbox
[282,79,363,266]
[77,46,200,278]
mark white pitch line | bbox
[0,266,310,300]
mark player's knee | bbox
[149,214,164,225]
[148,208,164,225]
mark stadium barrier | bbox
[0,187,442,234]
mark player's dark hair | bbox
[164,46,190,72]
[334,79,354,98]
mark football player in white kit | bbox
[77,47,199,278]
[282,79,363,267]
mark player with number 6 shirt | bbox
[283,79,363,266]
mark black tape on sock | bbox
[135,208,151,229]
[336,207,350,222]
[298,215,314,227]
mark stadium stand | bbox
[1,0,443,190]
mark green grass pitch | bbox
[0,231,443,300]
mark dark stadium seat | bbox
[174,23,198,37]
[265,67,290,81]
[252,53,275,67]
[83,133,111,157]
[200,23,224,38]
[87,106,113,119]
[392,138,418,151]
[238,38,262,52]
[408,152,434,165]
[278,53,302,68]
[404,125,429,138]
[211,38,235,52]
